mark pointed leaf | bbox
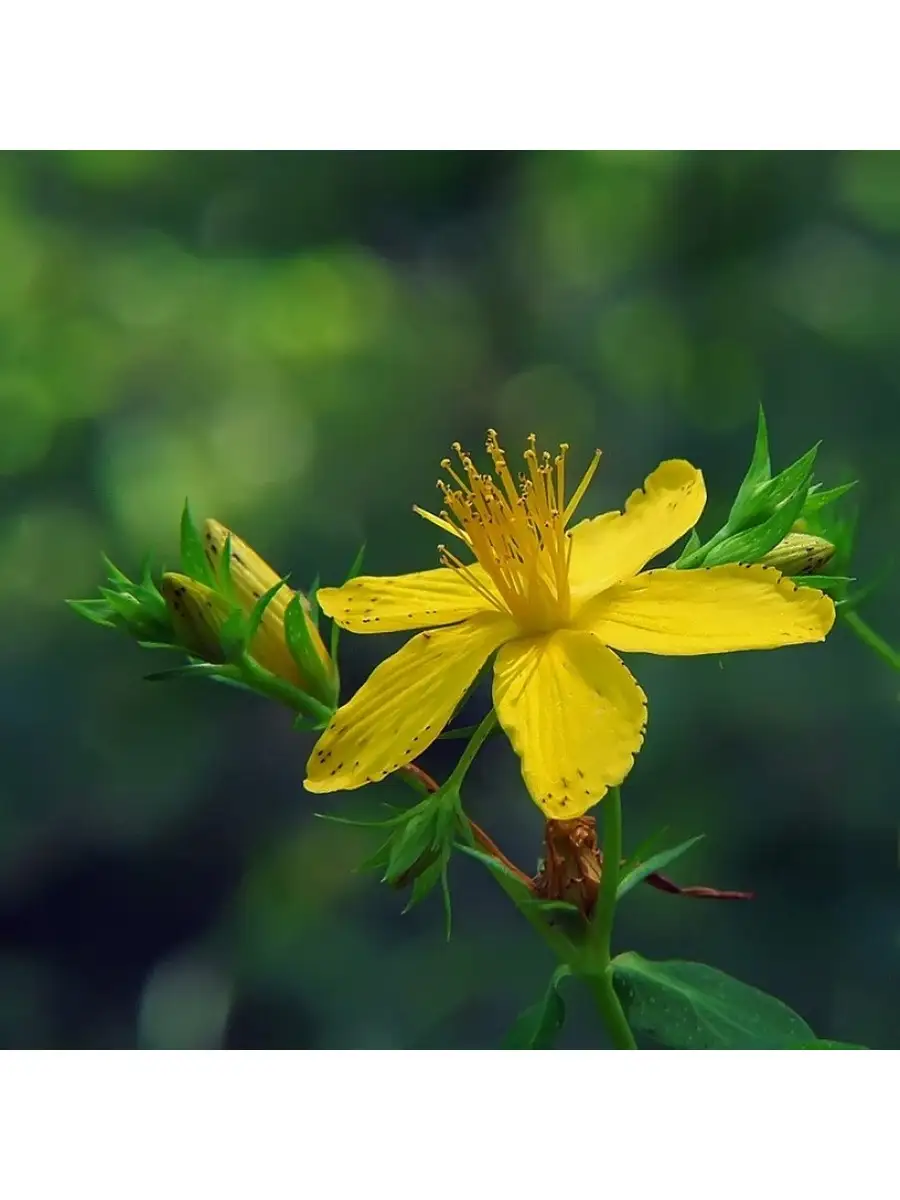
[503,966,571,1049]
[101,555,134,589]
[247,578,288,643]
[344,543,366,583]
[144,662,229,683]
[612,953,815,1049]
[617,836,705,900]
[704,475,813,566]
[66,598,116,627]
[180,500,215,586]
[673,528,703,567]
[803,481,857,515]
[729,406,771,520]
[307,575,321,623]
[456,844,534,905]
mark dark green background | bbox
[1,151,897,1048]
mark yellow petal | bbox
[568,459,707,608]
[305,614,515,792]
[579,564,835,654]
[317,567,501,634]
[492,629,647,820]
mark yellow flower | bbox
[202,519,337,704]
[305,433,835,817]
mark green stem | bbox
[235,653,335,725]
[841,610,900,672]
[446,710,497,788]
[587,786,637,1049]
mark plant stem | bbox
[587,787,638,1049]
[841,610,900,672]
[447,710,497,787]
[236,652,335,724]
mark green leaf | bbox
[790,1040,867,1050]
[744,443,818,525]
[180,499,215,587]
[503,966,571,1049]
[611,953,815,1049]
[218,533,237,604]
[621,825,672,873]
[330,543,367,663]
[730,405,772,518]
[144,662,230,683]
[617,835,705,900]
[306,575,321,623]
[101,554,134,589]
[247,578,288,643]
[802,481,856,515]
[456,844,534,905]
[66,598,116,627]
[703,473,812,567]
[673,529,702,567]
[218,608,247,660]
[794,574,854,592]
[344,542,366,583]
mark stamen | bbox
[412,505,471,545]
[437,545,504,611]
[563,449,601,524]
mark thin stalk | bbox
[842,610,900,672]
[587,787,637,1050]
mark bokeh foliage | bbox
[1,151,898,1048]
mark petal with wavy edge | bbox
[568,459,707,609]
[492,629,647,819]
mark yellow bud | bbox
[760,532,835,576]
[160,573,232,662]
[202,519,335,699]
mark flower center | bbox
[416,431,600,635]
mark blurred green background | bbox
[1,150,897,1049]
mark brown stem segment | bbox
[402,762,752,902]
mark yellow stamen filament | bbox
[415,432,602,635]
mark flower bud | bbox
[202,519,337,704]
[160,573,232,662]
[759,532,835,576]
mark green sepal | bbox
[802,480,857,515]
[673,529,702,567]
[284,593,337,708]
[144,662,234,683]
[703,466,813,566]
[306,575,321,624]
[101,554,134,589]
[383,790,459,886]
[794,574,854,593]
[611,952,816,1049]
[617,835,705,901]
[218,533,237,604]
[66,598,116,628]
[503,965,571,1049]
[180,499,215,587]
[729,404,771,518]
[733,442,817,531]
[247,578,289,643]
[330,543,366,663]
[218,608,248,661]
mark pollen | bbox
[422,431,600,633]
